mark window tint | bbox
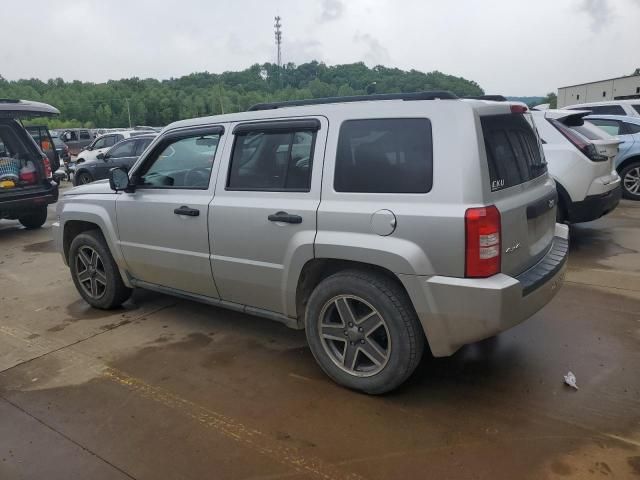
[228,129,315,191]
[108,140,136,158]
[139,133,220,188]
[588,119,622,136]
[66,131,78,141]
[590,105,626,115]
[80,130,91,140]
[92,136,109,149]
[624,122,640,134]
[633,105,640,114]
[334,119,432,194]
[481,114,546,192]
[135,138,153,155]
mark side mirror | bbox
[109,167,131,192]
[96,153,105,160]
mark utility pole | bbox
[125,98,132,128]
[274,16,282,70]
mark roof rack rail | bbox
[463,95,508,102]
[248,90,458,111]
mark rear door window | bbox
[80,130,91,140]
[334,118,433,193]
[623,122,640,134]
[590,105,626,115]
[481,114,546,192]
[588,119,622,136]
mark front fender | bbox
[58,198,130,286]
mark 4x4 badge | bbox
[505,243,520,254]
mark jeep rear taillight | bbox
[465,206,501,278]
[42,156,53,179]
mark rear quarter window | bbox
[481,114,546,192]
[334,118,433,194]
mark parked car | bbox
[0,99,59,229]
[25,125,60,173]
[583,115,640,200]
[76,130,156,167]
[59,128,94,155]
[530,109,621,223]
[563,99,640,117]
[54,91,569,394]
[74,134,156,185]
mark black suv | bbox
[0,99,60,229]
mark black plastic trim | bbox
[517,236,569,296]
[248,91,457,111]
[566,186,622,223]
[233,119,320,134]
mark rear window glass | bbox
[588,119,622,136]
[633,105,640,115]
[334,118,433,193]
[481,114,546,192]
[572,124,607,140]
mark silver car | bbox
[53,92,569,394]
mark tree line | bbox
[0,61,484,128]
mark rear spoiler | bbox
[544,110,590,126]
[464,95,508,102]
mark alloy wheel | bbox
[318,295,391,377]
[75,246,107,299]
[623,167,640,195]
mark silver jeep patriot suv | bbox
[53,92,569,394]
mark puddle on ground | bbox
[23,240,55,253]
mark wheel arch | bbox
[61,208,131,287]
[616,155,640,174]
[294,258,414,327]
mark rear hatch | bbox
[479,107,557,276]
[0,100,59,197]
[548,111,620,183]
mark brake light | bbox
[549,119,608,162]
[465,206,501,278]
[42,156,53,179]
[510,104,528,113]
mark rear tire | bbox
[69,230,132,309]
[305,269,425,394]
[620,162,640,200]
[18,207,48,229]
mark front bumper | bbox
[568,185,621,223]
[400,223,569,357]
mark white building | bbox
[557,70,640,108]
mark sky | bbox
[1,0,639,95]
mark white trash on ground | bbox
[564,371,579,390]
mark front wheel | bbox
[69,230,132,309]
[18,206,48,229]
[305,270,425,394]
[620,162,640,200]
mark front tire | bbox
[69,230,132,309]
[305,269,425,394]
[620,162,640,200]
[18,206,48,229]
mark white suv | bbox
[531,109,621,223]
[563,100,640,118]
[76,130,153,165]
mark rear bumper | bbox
[400,223,569,357]
[568,185,621,223]
[0,183,59,218]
